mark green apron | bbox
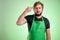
[27,15,46,40]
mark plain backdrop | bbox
[0,0,60,40]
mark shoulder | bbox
[25,14,34,19]
[43,16,50,29]
[25,14,34,18]
[24,14,34,21]
[43,16,49,22]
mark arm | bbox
[46,28,51,40]
[16,7,32,26]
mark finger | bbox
[27,6,33,8]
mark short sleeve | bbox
[24,15,31,22]
[24,15,29,21]
[45,18,50,29]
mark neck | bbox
[36,16,42,19]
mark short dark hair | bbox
[33,1,44,8]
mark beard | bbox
[35,13,42,16]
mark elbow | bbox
[16,22,21,26]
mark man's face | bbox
[33,4,43,16]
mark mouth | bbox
[37,11,40,13]
[35,13,42,16]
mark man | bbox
[16,1,51,40]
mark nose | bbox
[37,8,40,11]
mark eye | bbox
[36,8,38,9]
[39,7,41,9]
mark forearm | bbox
[16,11,27,24]
[46,28,51,40]
[46,36,51,40]
[17,7,32,22]
[18,11,27,21]
[16,7,32,25]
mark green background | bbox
[0,0,60,40]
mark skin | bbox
[33,4,43,19]
[16,4,51,40]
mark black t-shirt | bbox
[25,14,50,31]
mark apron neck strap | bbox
[33,15,44,21]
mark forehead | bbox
[35,4,42,7]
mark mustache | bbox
[35,13,42,16]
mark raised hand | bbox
[24,7,33,13]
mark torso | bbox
[25,14,50,31]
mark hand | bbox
[24,7,33,13]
